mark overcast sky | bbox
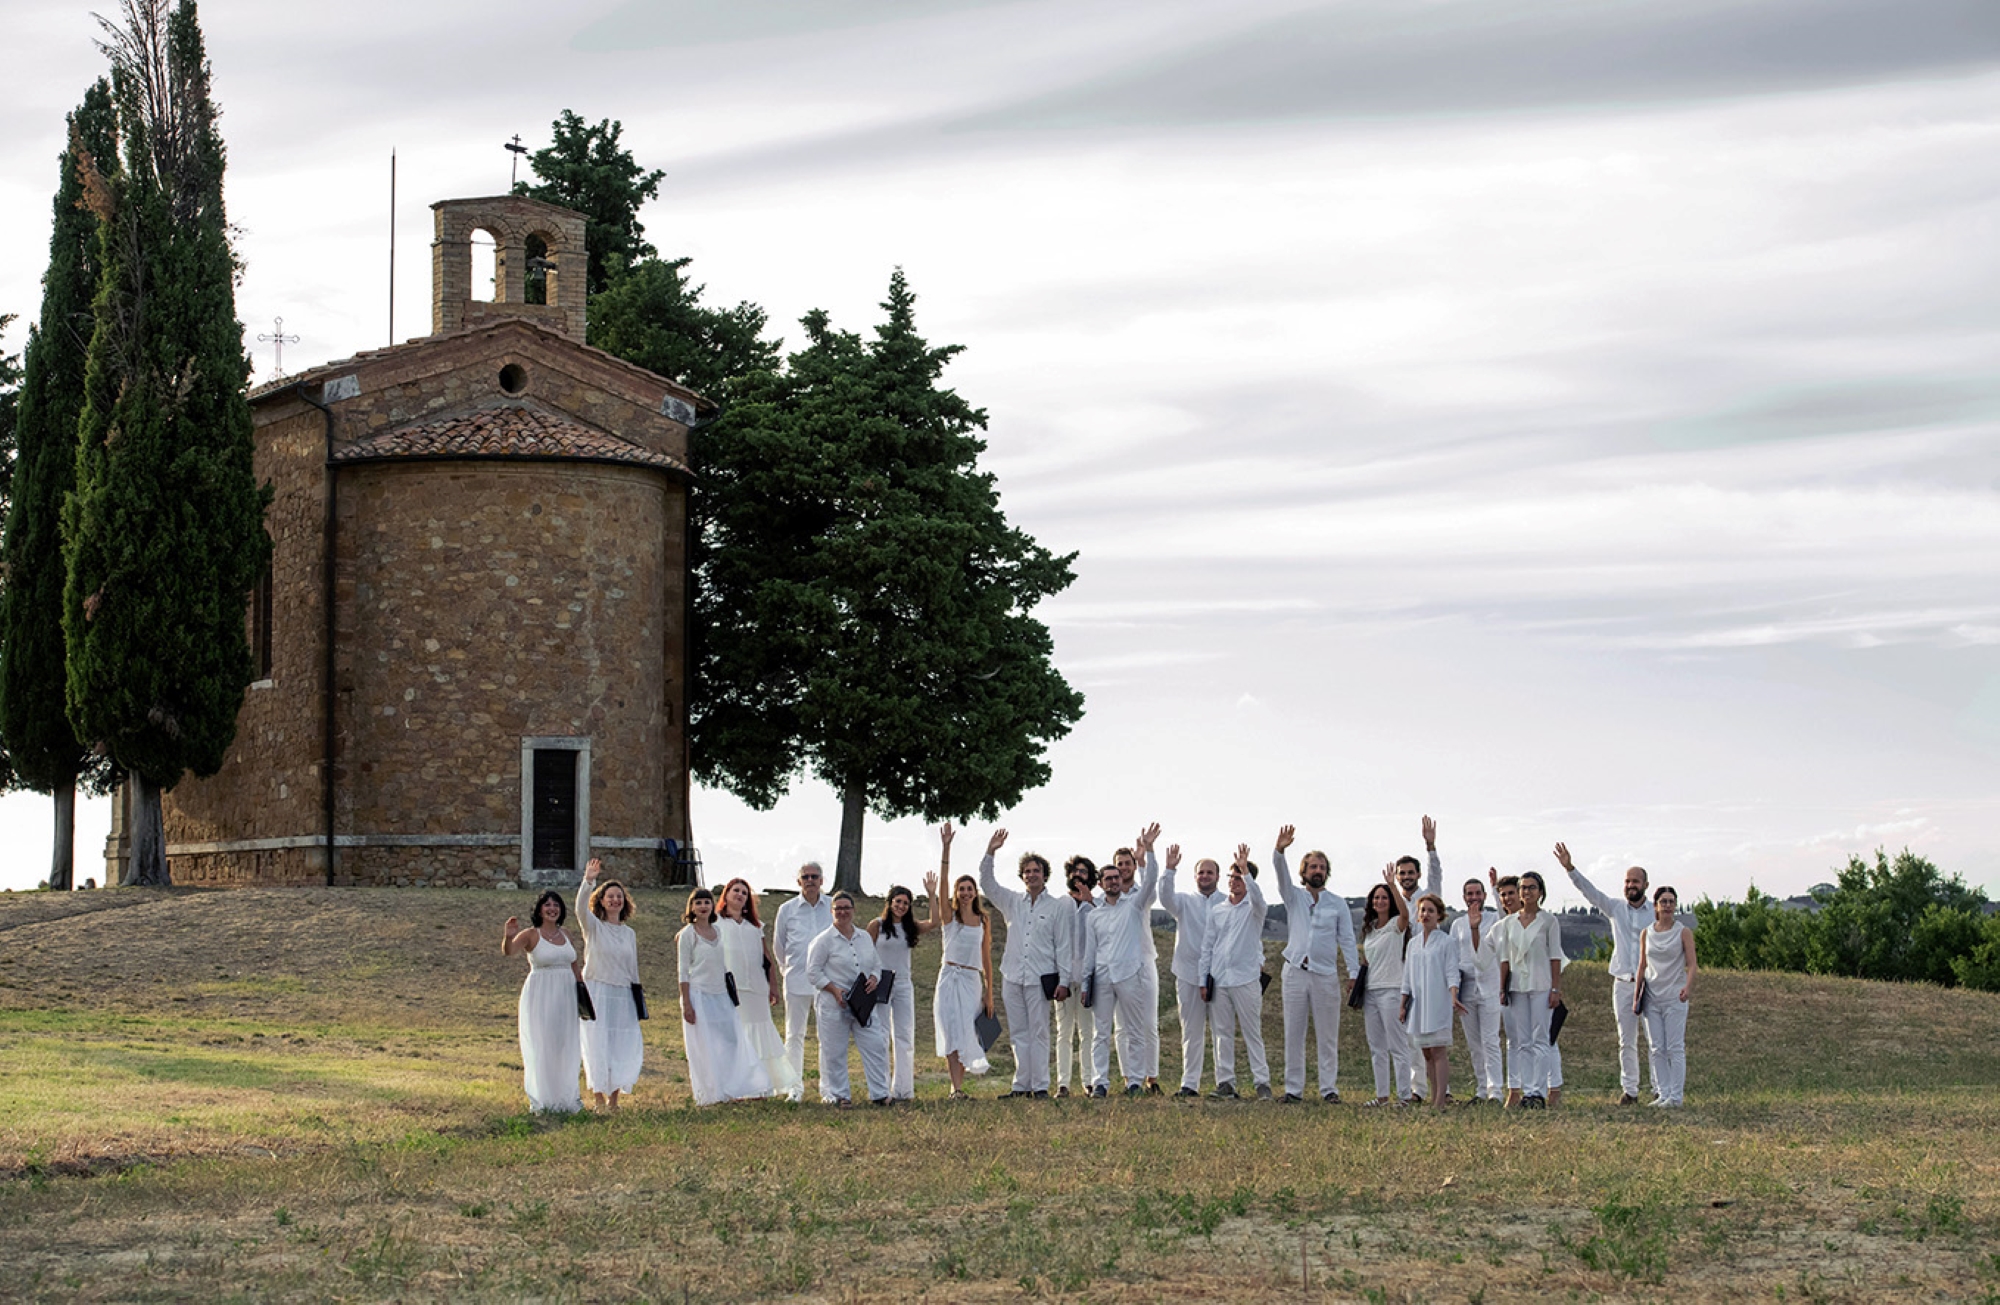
[3,0,1997,903]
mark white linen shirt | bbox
[805,923,881,996]
[1449,907,1502,1002]
[1565,867,1653,980]
[1273,849,1360,976]
[772,893,833,995]
[1197,873,1268,989]
[1159,864,1225,987]
[1079,855,1159,986]
[979,854,1079,989]
[1498,911,1564,994]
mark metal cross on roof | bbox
[506,133,528,188]
[257,315,300,379]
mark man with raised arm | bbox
[1272,825,1360,1103]
[1107,835,1167,1094]
[771,862,832,1102]
[1199,843,1273,1100]
[980,829,1076,1099]
[1158,845,1224,1097]
[1554,841,1653,1104]
[1079,823,1163,1097]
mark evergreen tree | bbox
[0,315,19,796]
[694,271,1083,893]
[64,1,270,886]
[0,80,122,889]
[513,111,664,297]
[587,255,780,402]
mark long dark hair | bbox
[1361,883,1396,936]
[877,885,923,947]
[530,891,566,929]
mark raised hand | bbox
[1421,816,1436,850]
[1488,866,1499,890]
[1136,822,1162,855]
[923,869,941,897]
[940,822,957,850]
[986,828,1008,856]
[583,856,603,884]
[1234,843,1251,871]
[1164,844,1182,871]
[504,916,521,934]
[1553,842,1575,872]
[1275,824,1296,853]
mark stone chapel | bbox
[103,194,707,888]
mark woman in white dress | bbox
[677,887,772,1106]
[502,891,583,1113]
[1636,885,1696,1107]
[576,858,643,1110]
[867,845,949,1102]
[717,876,798,1099]
[1360,866,1413,1107]
[933,854,994,1098]
[1400,893,1466,1110]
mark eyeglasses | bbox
[800,874,822,882]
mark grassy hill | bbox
[1,885,1996,1301]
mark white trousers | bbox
[1055,988,1094,1089]
[1209,981,1269,1089]
[1642,997,1688,1104]
[1089,973,1150,1088]
[782,990,817,1100]
[1503,995,1553,1097]
[1137,961,1162,1079]
[1281,964,1344,1098]
[814,992,889,1103]
[1611,976,1650,1097]
[1364,990,1415,1100]
[1459,991,1502,1099]
[1175,977,1209,1090]
[882,968,917,1100]
[1002,977,1052,1093]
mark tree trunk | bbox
[833,780,866,896]
[126,773,170,887]
[46,779,77,891]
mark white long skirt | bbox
[683,990,771,1105]
[933,965,990,1074]
[518,967,582,1113]
[581,980,644,1095]
[735,992,802,1096]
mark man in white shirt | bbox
[1158,845,1223,1097]
[1450,874,1503,1103]
[1554,841,1653,1104]
[771,862,833,1102]
[1106,834,1166,1094]
[1053,857,1098,1098]
[804,891,890,1105]
[1080,823,1162,1097]
[1199,843,1272,1100]
[980,829,1077,1099]
[1272,824,1360,1103]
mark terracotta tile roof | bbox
[247,318,711,414]
[333,405,689,474]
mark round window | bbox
[499,363,528,395]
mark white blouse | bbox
[1499,911,1563,993]
[677,925,730,995]
[1361,919,1408,994]
[1642,921,1689,994]
[574,880,641,986]
[718,917,769,994]
[1400,926,1462,1037]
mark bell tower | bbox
[430,195,589,341]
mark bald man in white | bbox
[1158,844,1224,1097]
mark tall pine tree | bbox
[64,1,269,886]
[513,111,664,297]
[0,80,122,890]
[694,271,1083,893]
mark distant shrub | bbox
[1697,849,1992,988]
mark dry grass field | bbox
[1,884,1996,1303]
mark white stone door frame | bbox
[520,735,591,883]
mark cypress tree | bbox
[0,81,122,891]
[694,271,1083,893]
[64,1,269,886]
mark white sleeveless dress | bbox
[518,932,583,1113]
[933,920,990,1074]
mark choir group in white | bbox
[501,820,1696,1112]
